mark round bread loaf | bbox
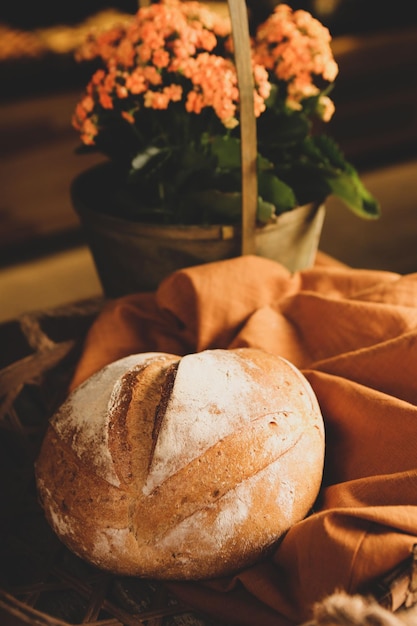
[35,348,325,580]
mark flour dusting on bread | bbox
[35,348,325,580]
[144,350,267,495]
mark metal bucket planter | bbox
[71,162,325,297]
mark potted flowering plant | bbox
[70,0,380,295]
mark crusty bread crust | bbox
[35,348,325,580]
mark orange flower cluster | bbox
[71,1,380,225]
[254,3,338,120]
[73,1,339,146]
[73,0,271,144]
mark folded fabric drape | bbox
[69,254,417,625]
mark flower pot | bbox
[71,162,325,297]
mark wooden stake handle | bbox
[227,0,258,255]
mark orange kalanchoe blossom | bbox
[253,3,338,119]
[72,0,270,143]
[72,1,339,147]
[71,0,380,223]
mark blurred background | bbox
[1,0,417,322]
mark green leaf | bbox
[258,171,297,214]
[298,136,381,219]
[129,145,171,182]
[131,146,162,171]
[326,171,381,219]
[257,198,277,224]
[210,135,242,170]
[257,153,274,172]
[309,134,350,170]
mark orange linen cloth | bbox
[70,255,417,626]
